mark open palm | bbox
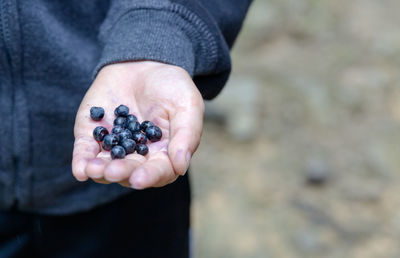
[72,61,204,189]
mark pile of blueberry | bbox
[91,105,162,159]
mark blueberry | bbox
[114,116,127,127]
[111,145,126,159]
[90,107,105,121]
[126,114,138,124]
[145,125,162,142]
[136,144,149,156]
[111,125,124,135]
[132,132,147,144]
[140,121,154,132]
[118,129,132,143]
[114,105,129,117]
[102,134,119,151]
[93,126,109,142]
[121,139,136,154]
[127,121,141,133]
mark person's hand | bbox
[71,61,204,189]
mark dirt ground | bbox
[190,0,400,257]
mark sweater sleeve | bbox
[95,0,252,99]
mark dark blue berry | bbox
[127,121,141,133]
[102,134,119,151]
[114,116,127,127]
[111,125,124,135]
[132,132,147,144]
[136,144,148,156]
[118,129,132,143]
[140,121,154,132]
[145,125,162,142]
[111,145,126,159]
[114,105,129,117]
[93,126,109,142]
[126,114,138,124]
[121,139,136,154]
[90,107,105,121]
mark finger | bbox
[89,161,136,187]
[93,175,130,187]
[168,103,204,175]
[85,157,108,179]
[72,136,100,181]
[129,152,177,189]
[103,156,146,182]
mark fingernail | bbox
[184,152,191,172]
[131,168,147,190]
[175,149,191,174]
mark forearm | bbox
[96,0,253,99]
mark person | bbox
[0,0,252,257]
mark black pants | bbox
[0,175,190,258]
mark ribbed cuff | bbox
[94,9,196,78]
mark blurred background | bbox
[190,0,400,257]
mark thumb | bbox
[168,101,204,175]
